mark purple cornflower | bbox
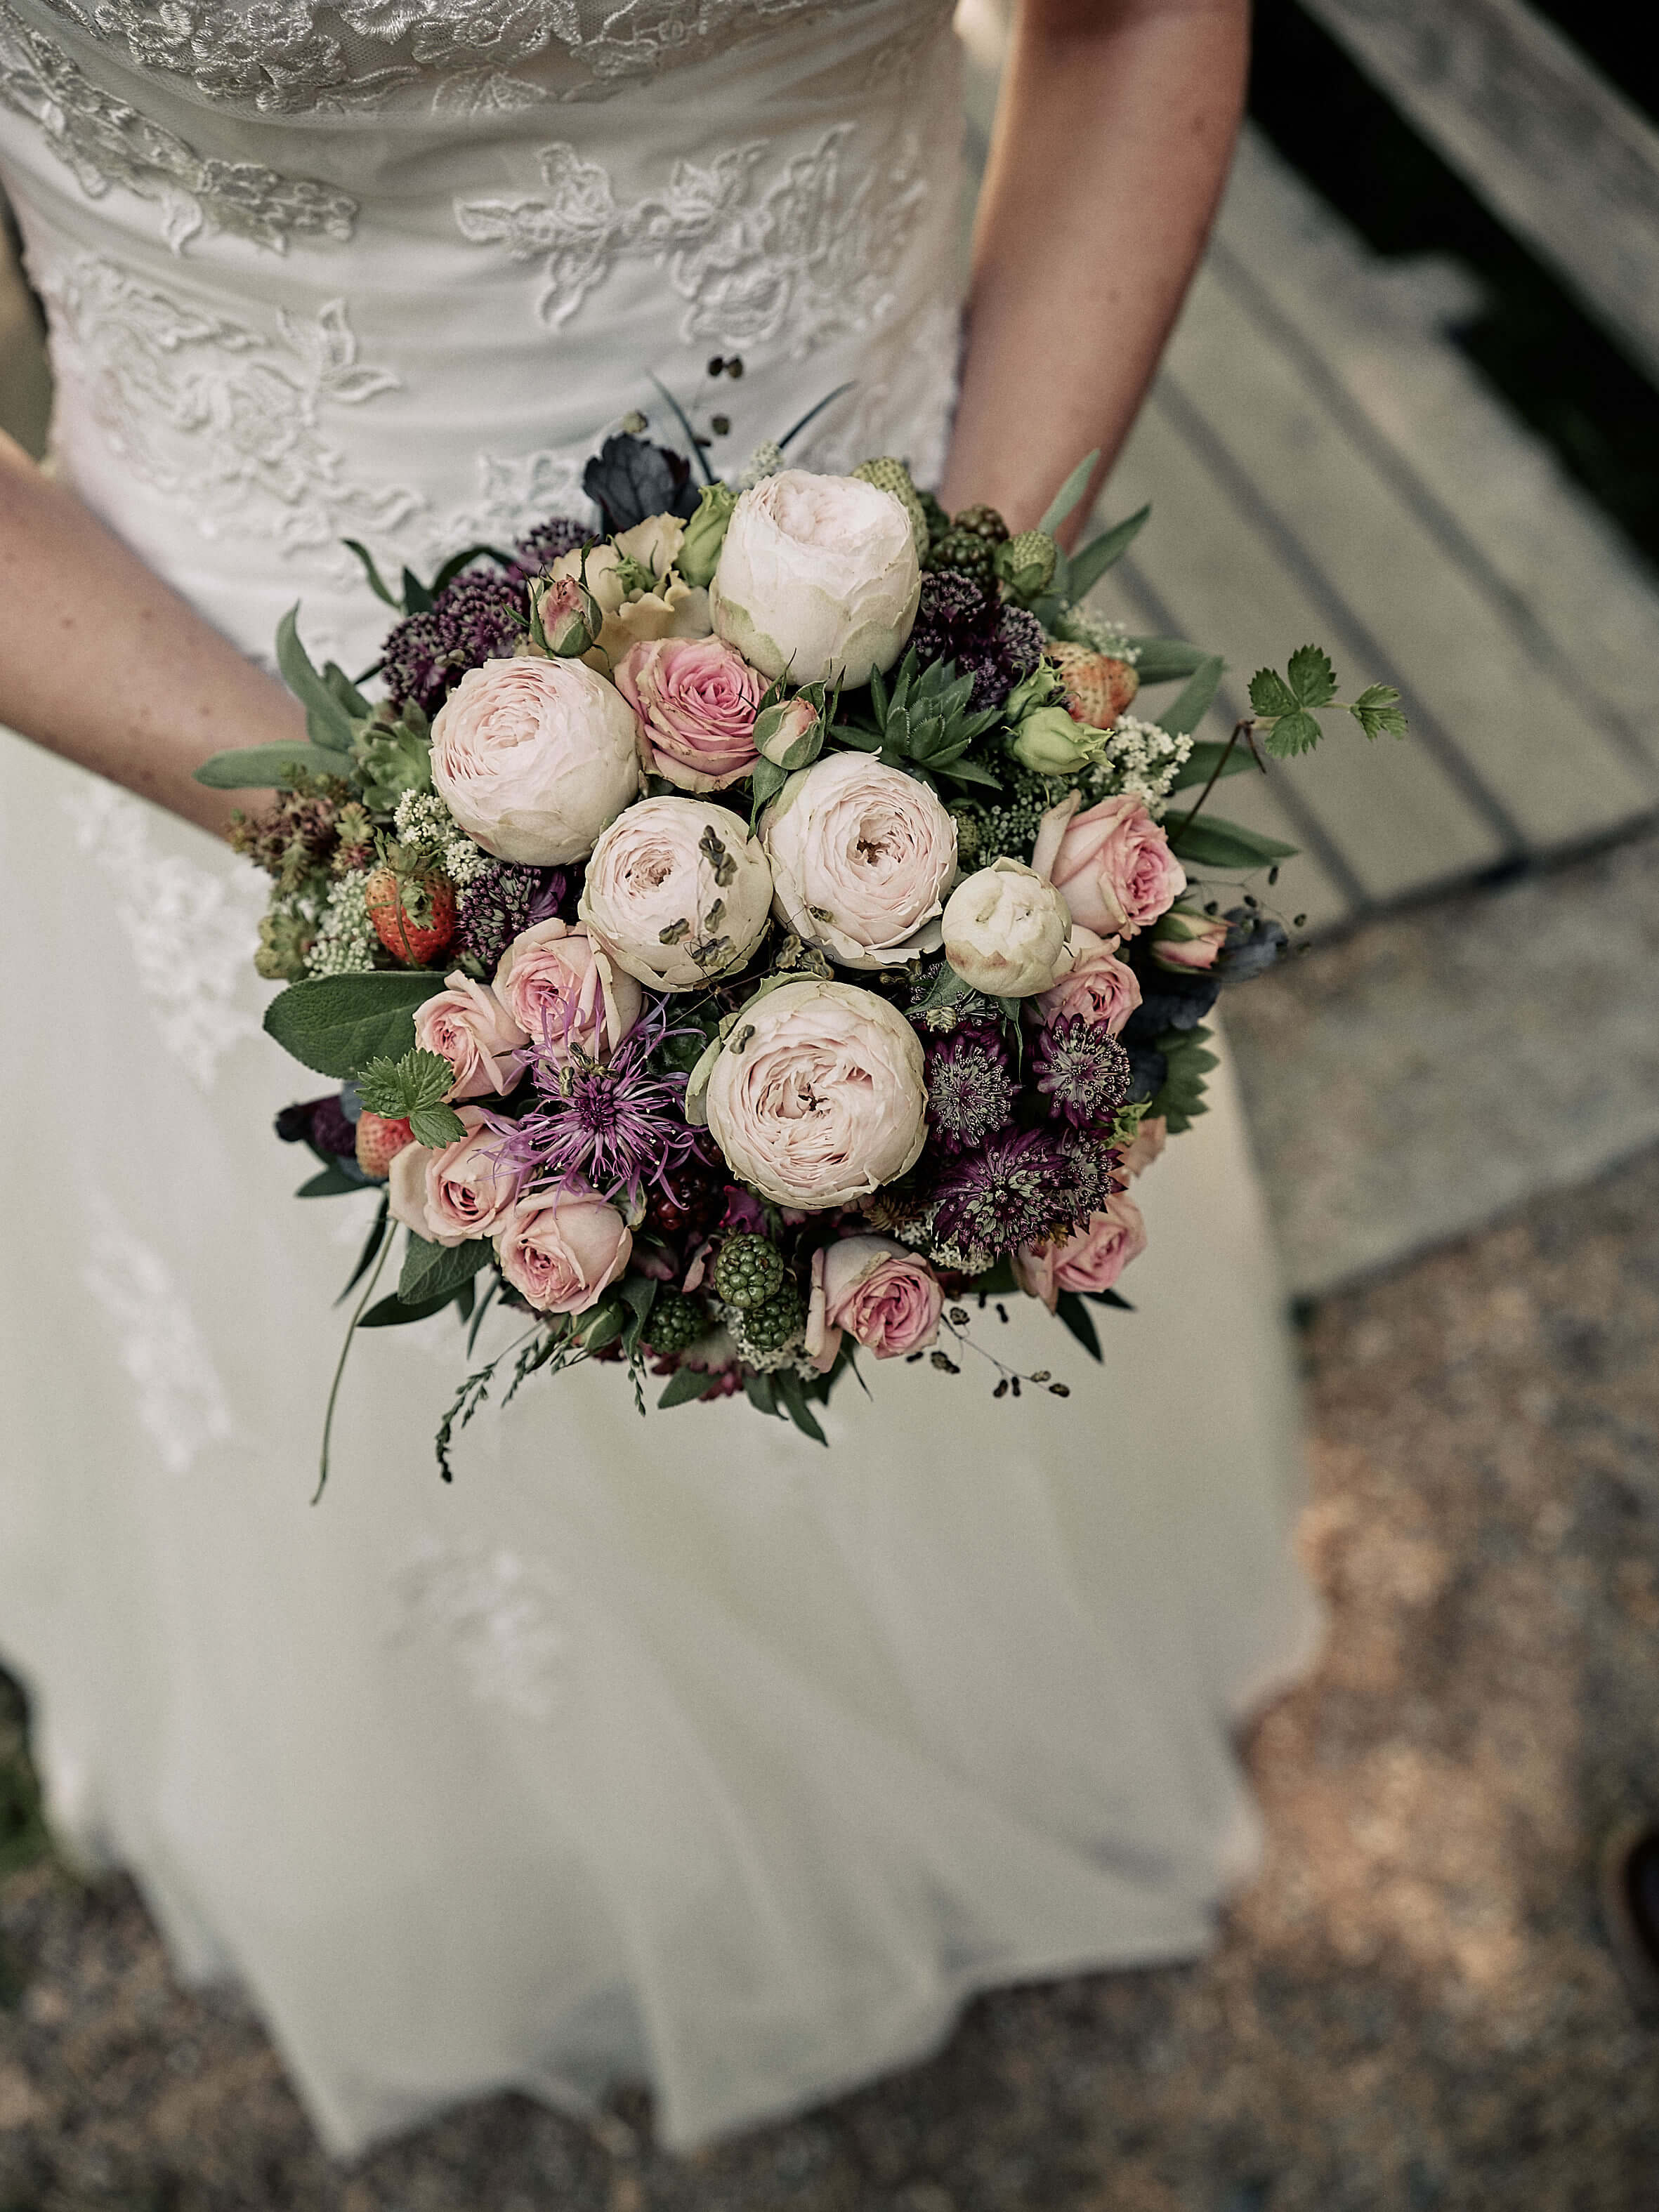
[924,1022,1017,1154]
[1033,1015,1132,1130]
[931,1126,1122,1259]
[908,572,1045,712]
[492,1000,711,1210]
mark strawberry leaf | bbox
[1286,645,1338,709]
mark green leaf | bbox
[1159,654,1225,738]
[1167,739,1254,792]
[359,1284,468,1329]
[193,741,355,789]
[1286,643,1338,709]
[400,566,435,614]
[1054,1289,1103,1362]
[1352,683,1408,740]
[1150,1024,1219,1135]
[1124,637,1209,685]
[1038,449,1100,538]
[429,544,513,595]
[358,1047,457,1119]
[408,1104,467,1148]
[1247,667,1298,719]
[1258,710,1323,759]
[399,1233,489,1307]
[659,1365,715,1409]
[933,755,1003,791]
[572,1299,627,1353]
[1084,1286,1136,1312]
[773,1370,828,1444]
[337,1196,391,1305]
[264,971,448,1080]
[275,605,356,751]
[342,538,403,609]
[617,1274,658,1361]
[1065,503,1150,599]
[1167,813,1297,870]
[297,1162,362,1198]
[743,1371,780,1418]
[322,661,371,719]
[969,1256,1018,1296]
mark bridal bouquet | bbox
[202,422,1403,1471]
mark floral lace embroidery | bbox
[453,121,926,353]
[39,253,423,567]
[37,0,886,110]
[81,1190,235,1475]
[66,782,267,1090]
[0,4,358,249]
[390,1537,572,1720]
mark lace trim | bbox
[454,120,926,353]
[39,0,881,111]
[1,4,358,249]
[390,1537,572,1720]
[40,253,423,567]
[66,782,266,1090]
[81,1188,235,1475]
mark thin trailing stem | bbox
[1173,716,1258,839]
[314,1227,395,1503]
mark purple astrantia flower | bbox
[512,515,598,576]
[381,567,525,716]
[907,572,1045,713]
[490,999,712,1211]
[1033,1014,1133,1131]
[931,1126,1122,1259]
[454,862,568,973]
[923,1022,1018,1154]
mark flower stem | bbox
[314,1225,395,1504]
[1173,716,1257,839]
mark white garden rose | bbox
[702,978,927,1209]
[761,751,957,970]
[709,470,921,687]
[578,796,773,992]
[942,858,1074,997]
[429,657,641,865]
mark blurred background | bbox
[4,1,1658,2201]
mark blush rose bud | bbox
[530,574,597,657]
[942,859,1074,997]
[1150,903,1229,972]
[752,695,823,771]
[676,480,738,589]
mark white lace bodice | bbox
[0,0,962,666]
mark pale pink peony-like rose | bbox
[429,655,641,865]
[762,750,957,970]
[494,1182,632,1314]
[1037,925,1142,1036]
[579,796,773,991]
[1032,789,1186,937]
[413,973,528,1100]
[805,1235,943,1371]
[701,978,927,1209]
[614,635,764,792]
[1118,1114,1167,1179]
[1014,1192,1148,1310]
[493,919,642,1065]
[386,1107,524,1247]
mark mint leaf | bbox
[1259,709,1323,758]
[264,972,447,1080]
[1248,667,1298,718]
[1286,645,1338,709]
[1352,683,1408,739]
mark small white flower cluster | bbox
[306,868,380,977]
[393,789,492,887]
[1056,605,1140,662]
[717,1299,817,1376]
[1086,714,1194,817]
[737,440,784,489]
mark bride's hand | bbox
[939,0,1248,534]
[0,429,301,834]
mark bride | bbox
[0,0,1320,2157]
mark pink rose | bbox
[1037,925,1142,1036]
[1150,904,1228,972]
[1032,790,1186,937]
[387,1106,524,1247]
[1118,1115,1167,1179]
[494,1183,632,1315]
[493,919,643,1065]
[805,1235,942,1371]
[614,636,764,793]
[1013,1192,1148,1310]
[412,973,529,1100]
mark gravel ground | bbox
[5,1145,1659,2212]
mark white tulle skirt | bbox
[0,730,1320,2152]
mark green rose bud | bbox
[1009,705,1099,775]
[676,480,739,589]
[1003,662,1065,723]
[752,694,823,770]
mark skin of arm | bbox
[0,428,296,834]
[940,0,1249,533]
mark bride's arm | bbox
[0,430,300,833]
[939,0,1248,529]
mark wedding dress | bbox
[0,0,1320,2156]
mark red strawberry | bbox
[355,1111,414,1179]
[364,862,457,966]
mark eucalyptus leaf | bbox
[297,1162,363,1198]
[1037,449,1100,539]
[194,742,354,790]
[743,1372,780,1418]
[264,971,448,1080]
[1166,814,1297,871]
[1123,636,1209,685]
[322,661,371,719]
[1167,739,1254,792]
[359,1284,468,1329]
[1065,503,1150,600]
[659,1365,714,1409]
[773,1370,828,1444]
[1159,654,1226,738]
[275,605,356,751]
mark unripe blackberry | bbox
[714,1234,785,1310]
[853,457,929,559]
[740,1277,807,1353]
[917,489,951,564]
[994,529,1058,598]
[932,527,994,583]
[642,1289,709,1355]
[952,501,1009,547]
